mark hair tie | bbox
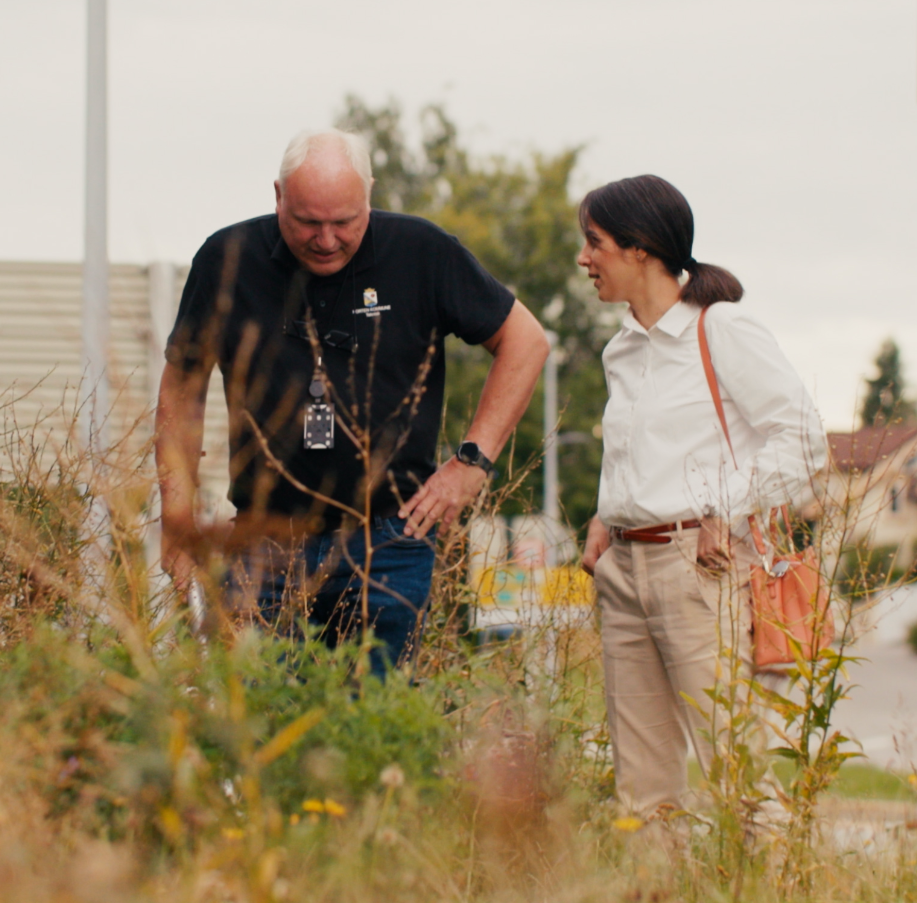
[684,257,697,273]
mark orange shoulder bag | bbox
[698,307,834,668]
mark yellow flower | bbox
[158,805,184,842]
[301,798,346,819]
[289,814,301,826]
[612,816,644,833]
[323,798,347,818]
[908,773,917,787]
[221,827,245,840]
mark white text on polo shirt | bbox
[352,305,392,318]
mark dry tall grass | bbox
[1,384,917,902]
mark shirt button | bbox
[319,300,326,308]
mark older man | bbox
[156,129,548,673]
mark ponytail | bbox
[680,260,743,307]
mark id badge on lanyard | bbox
[283,263,359,450]
[303,358,334,449]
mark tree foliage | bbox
[860,339,916,428]
[336,96,617,528]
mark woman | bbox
[578,175,826,817]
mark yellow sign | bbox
[473,565,594,608]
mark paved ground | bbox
[831,638,917,772]
[828,585,917,771]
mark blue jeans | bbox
[225,516,436,678]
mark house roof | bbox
[828,425,917,472]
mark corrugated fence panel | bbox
[0,261,231,516]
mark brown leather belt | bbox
[609,519,702,544]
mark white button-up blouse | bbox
[597,300,827,528]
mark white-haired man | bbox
[156,129,548,675]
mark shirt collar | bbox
[270,212,376,276]
[621,300,698,338]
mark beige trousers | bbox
[594,526,757,816]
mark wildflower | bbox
[159,805,184,842]
[301,798,347,819]
[380,763,405,789]
[612,816,643,833]
[289,814,300,826]
[908,773,917,788]
[221,827,245,841]
[323,798,347,818]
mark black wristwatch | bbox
[455,441,497,478]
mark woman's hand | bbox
[697,515,732,573]
[582,515,610,576]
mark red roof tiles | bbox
[828,426,917,472]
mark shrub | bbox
[0,622,452,850]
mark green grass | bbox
[688,757,917,801]
[823,762,916,800]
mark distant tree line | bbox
[336,96,617,530]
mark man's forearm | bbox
[470,300,550,458]
[398,300,548,537]
[155,362,210,540]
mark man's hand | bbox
[582,515,610,576]
[161,515,200,590]
[697,515,732,572]
[163,544,198,590]
[399,457,489,538]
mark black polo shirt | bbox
[166,210,515,528]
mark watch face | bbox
[457,441,480,463]
[457,441,496,476]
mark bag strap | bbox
[697,307,769,556]
[698,307,737,467]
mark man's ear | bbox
[274,179,282,209]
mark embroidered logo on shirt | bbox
[353,286,391,318]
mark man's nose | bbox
[315,225,336,249]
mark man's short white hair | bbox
[278,128,373,197]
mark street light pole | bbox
[81,0,109,455]
[544,330,559,566]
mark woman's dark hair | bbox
[579,174,743,307]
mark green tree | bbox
[860,339,916,428]
[335,96,616,528]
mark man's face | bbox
[274,162,370,276]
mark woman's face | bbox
[577,219,641,304]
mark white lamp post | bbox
[81,0,109,455]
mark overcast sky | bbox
[2,0,916,429]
